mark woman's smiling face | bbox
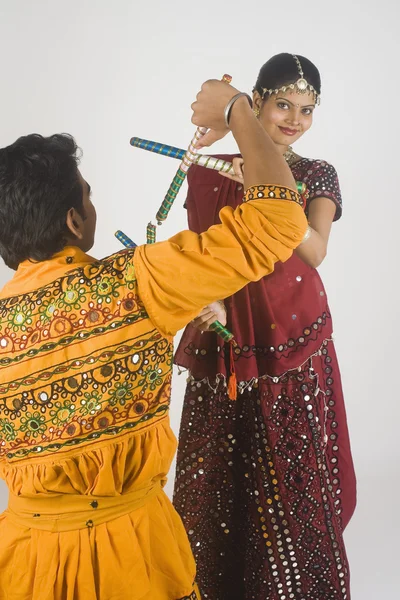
[255,89,316,147]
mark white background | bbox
[0,1,398,598]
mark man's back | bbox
[0,245,199,598]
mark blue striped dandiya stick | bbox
[130,138,186,161]
[130,137,234,175]
[114,230,136,248]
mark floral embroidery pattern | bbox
[0,250,174,461]
[20,411,47,438]
[0,418,17,442]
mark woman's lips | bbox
[279,127,298,136]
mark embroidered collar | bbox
[0,246,96,299]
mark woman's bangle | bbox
[224,93,253,128]
[300,225,312,245]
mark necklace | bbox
[284,146,297,166]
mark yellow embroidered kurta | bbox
[0,187,306,600]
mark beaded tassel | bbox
[227,342,238,401]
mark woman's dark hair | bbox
[0,133,83,270]
[254,53,321,100]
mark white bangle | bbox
[224,93,253,128]
[300,225,312,245]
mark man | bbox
[0,80,306,599]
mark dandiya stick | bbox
[131,136,308,197]
[115,230,136,248]
[146,74,233,245]
[130,137,234,175]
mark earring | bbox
[253,107,260,118]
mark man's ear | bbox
[66,207,84,240]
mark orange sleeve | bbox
[133,186,307,337]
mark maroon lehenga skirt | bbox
[173,339,356,600]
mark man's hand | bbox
[191,301,227,332]
[191,80,240,149]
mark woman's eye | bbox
[277,102,289,110]
[302,108,313,116]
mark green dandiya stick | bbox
[209,321,236,345]
[146,73,233,245]
[153,135,203,228]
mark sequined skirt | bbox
[173,340,356,600]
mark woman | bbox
[173,54,356,600]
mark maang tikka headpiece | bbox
[261,55,321,105]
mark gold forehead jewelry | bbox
[262,55,321,105]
